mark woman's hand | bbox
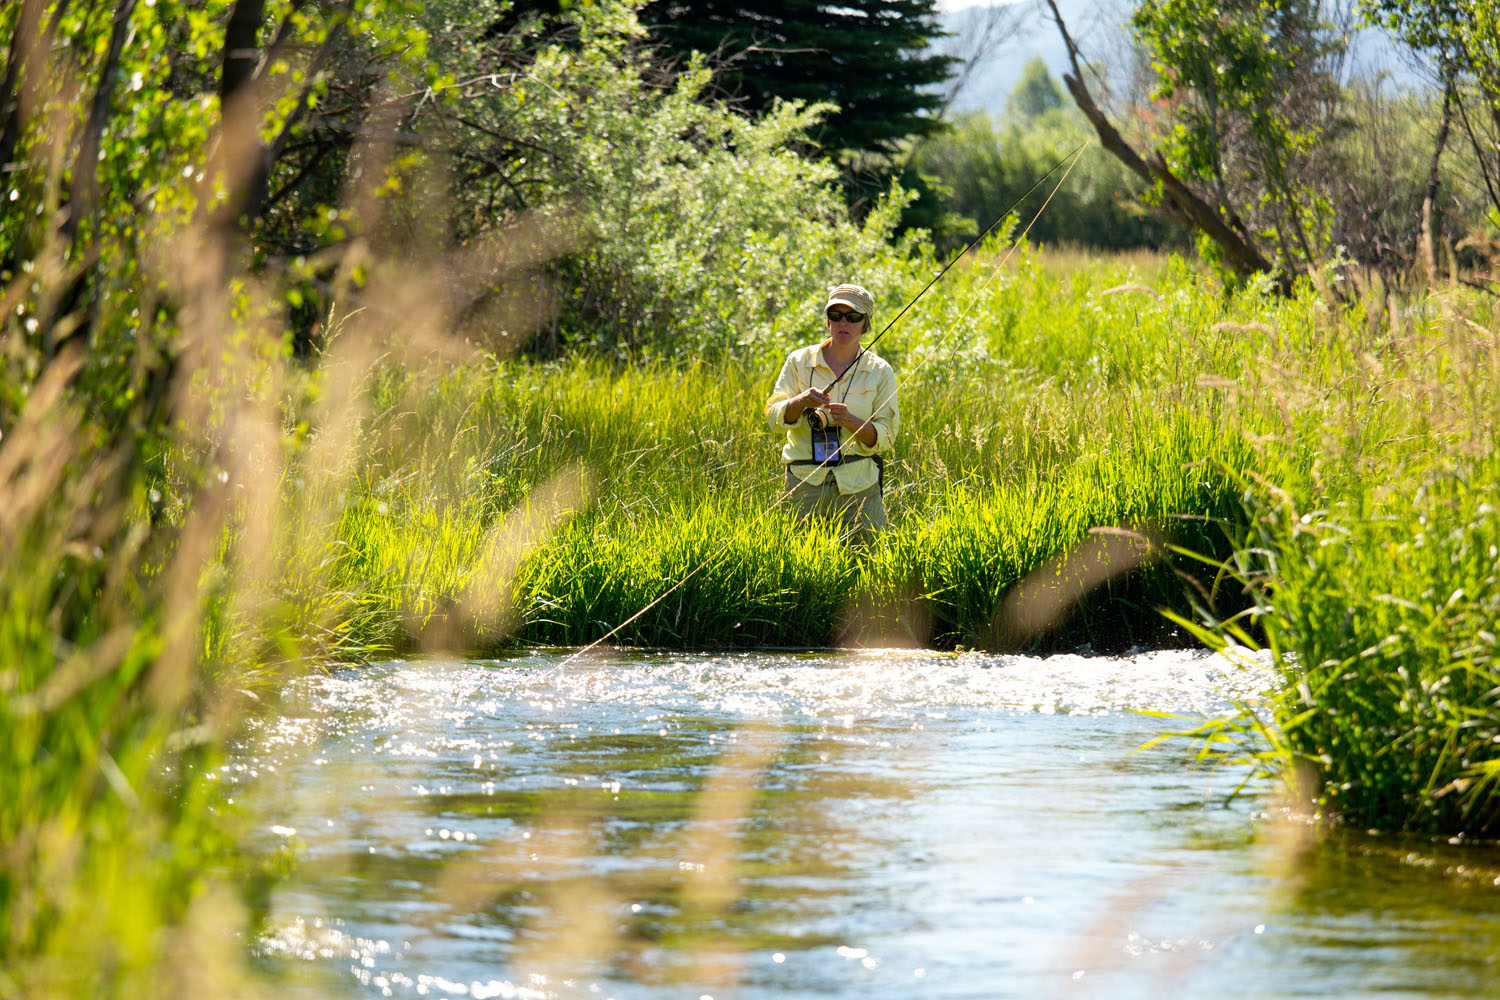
[799,387,831,410]
[828,404,876,446]
[826,403,877,447]
[784,386,831,423]
[825,402,863,431]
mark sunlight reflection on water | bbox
[237,648,1500,1000]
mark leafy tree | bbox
[1362,0,1500,232]
[412,1,926,358]
[1131,0,1341,275]
[1044,0,1348,286]
[1009,56,1064,122]
[635,0,962,238]
[0,0,433,435]
[1323,78,1491,277]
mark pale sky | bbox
[936,0,1027,11]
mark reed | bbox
[1170,287,1500,835]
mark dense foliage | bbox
[1132,0,1338,272]
[1230,467,1500,835]
[639,0,955,156]
[414,5,926,356]
[637,0,962,234]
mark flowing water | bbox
[235,649,1500,998]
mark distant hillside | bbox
[935,0,1434,120]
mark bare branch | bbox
[1044,0,1281,286]
[934,3,1025,118]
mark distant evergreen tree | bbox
[639,0,957,157]
[1008,57,1064,122]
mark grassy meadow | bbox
[241,248,1303,659]
[269,244,1500,842]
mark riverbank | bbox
[187,251,1499,837]
[325,394,1256,654]
[252,251,1500,839]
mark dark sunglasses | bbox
[826,309,866,323]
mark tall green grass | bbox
[472,411,1254,650]
[7,226,1499,1000]
[257,252,1500,839]
[1172,287,1500,834]
[251,250,1333,657]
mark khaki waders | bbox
[782,465,886,546]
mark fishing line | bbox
[888,141,1088,400]
[548,141,1089,672]
[822,139,1088,397]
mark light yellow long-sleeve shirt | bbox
[765,342,899,494]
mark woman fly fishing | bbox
[552,147,1086,665]
[765,283,899,545]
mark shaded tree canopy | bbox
[638,0,957,156]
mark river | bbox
[233,649,1500,998]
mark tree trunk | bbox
[0,0,46,173]
[220,0,267,107]
[1420,73,1455,286]
[63,0,141,248]
[210,0,345,277]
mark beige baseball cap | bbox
[825,283,874,317]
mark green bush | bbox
[1172,287,1500,836]
[419,2,929,358]
[1187,463,1500,835]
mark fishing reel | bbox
[804,407,831,431]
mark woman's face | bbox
[825,307,868,349]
